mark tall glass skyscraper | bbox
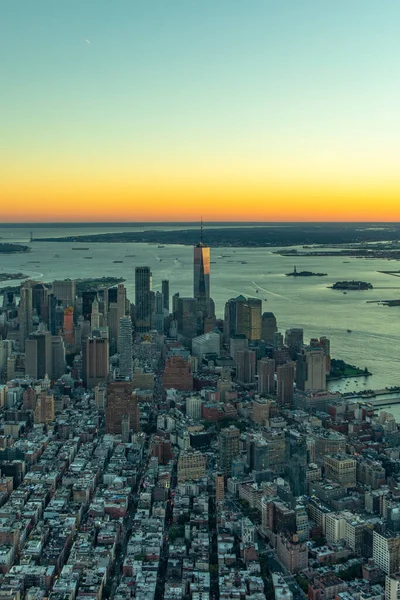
[135,266,152,332]
[193,229,210,306]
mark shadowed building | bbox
[82,335,109,389]
[135,266,152,332]
[277,362,295,406]
[105,381,140,434]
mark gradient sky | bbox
[1,0,400,222]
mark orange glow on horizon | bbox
[2,164,400,223]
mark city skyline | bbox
[2,1,400,222]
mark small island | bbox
[0,272,28,282]
[286,266,327,277]
[331,281,373,290]
[328,359,371,380]
[0,243,30,254]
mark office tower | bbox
[154,291,164,333]
[315,336,331,373]
[236,298,262,341]
[162,280,170,312]
[229,334,248,362]
[236,349,256,385]
[285,430,308,496]
[297,346,327,391]
[285,328,304,358]
[25,331,53,379]
[105,381,140,434]
[219,426,240,476]
[90,296,101,331]
[82,291,97,322]
[261,312,278,344]
[273,332,284,349]
[18,282,33,351]
[176,297,197,339]
[51,335,66,379]
[194,225,210,307]
[82,335,109,389]
[216,472,225,503]
[224,296,244,341]
[108,283,127,354]
[52,280,76,307]
[63,306,74,345]
[247,435,270,475]
[172,292,180,319]
[135,266,152,332]
[34,392,55,424]
[32,282,48,320]
[118,316,133,379]
[258,357,275,394]
[121,414,131,443]
[276,362,295,406]
[0,339,12,379]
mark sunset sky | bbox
[1,0,400,222]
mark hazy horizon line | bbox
[1,221,400,227]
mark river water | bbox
[1,224,399,393]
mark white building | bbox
[373,531,400,575]
[192,332,220,362]
[385,574,400,600]
[186,396,203,420]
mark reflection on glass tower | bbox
[193,220,210,306]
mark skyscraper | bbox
[25,331,53,379]
[82,335,109,389]
[154,291,165,333]
[219,426,240,477]
[118,316,133,379]
[18,281,33,351]
[261,312,278,344]
[236,349,256,385]
[194,224,210,307]
[162,280,170,312]
[135,266,152,332]
[52,279,76,307]
[276,362,295,406]
[258,357,275,394]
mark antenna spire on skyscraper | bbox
[200,217,203,244]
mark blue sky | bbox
[1,1,400,221]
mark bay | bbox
[1,224,399,393]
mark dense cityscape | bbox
[0,231,399,600]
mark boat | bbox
[158,245,165,248]
[347,329,352,333]
[343,292,347,294]
[83,256,93,259]
[72,247,89,250]
[113,260,123,263]
[125,255,136,257]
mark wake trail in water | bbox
[252,281,291,300]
